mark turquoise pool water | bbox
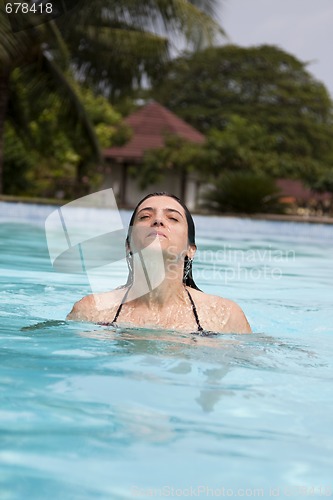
[0,201,333,499]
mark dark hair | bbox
[125,192,201,291]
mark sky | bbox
[218,0,333,97]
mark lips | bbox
[147,230,167,238]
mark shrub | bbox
[202,171,285,214]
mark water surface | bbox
[0,202,332,499]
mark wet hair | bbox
[125,192,201,291]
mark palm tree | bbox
[58,0,223,98]
[0,9,101,194]
[0,0,223,194]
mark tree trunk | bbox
[75,159,91,198]
[0,69,10,195]
[180,169,187,201]
[120,163,128,206]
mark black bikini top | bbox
[100,286,204,332]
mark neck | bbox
[128,251,186,308]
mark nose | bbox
[152,217,164,227]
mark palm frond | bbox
[59,0,224,50]
[0,6,35,65]
[67,26,169,96]
[42,55,102,161]
[17,55,102,162]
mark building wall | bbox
[102,164,199,210]
[102,164,123,201]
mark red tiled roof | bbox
[276,178,332,202]
[104,101,205,161]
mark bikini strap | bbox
[112,286,131,324]
[111,286,203,332]
[185,287,204,332]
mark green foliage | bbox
[313,169,333,193]
[202,171,285,214]
[4,81,127,197]
[151,44,333,166]
[0,0,222,194]
[204,115,278,175]
[3,124,35,195]
[130,111,333,200]
[80,88,132,148]
[203,115,330,184]
[136,135,206,188]
[57,0,223,99]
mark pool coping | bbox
[1,195,333,225]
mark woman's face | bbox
[129,196,196,260]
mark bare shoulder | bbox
[219,297,252,333]
[187,288,252,334]
[66,287,126,323]
[66,294,96,322]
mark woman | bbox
[67,192,251,334]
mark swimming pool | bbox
[1,201,333,499]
